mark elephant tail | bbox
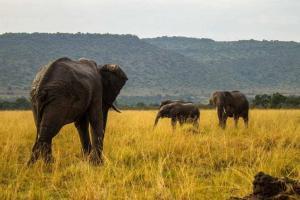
[34,90,46,139]
[33,89,54,140]
[195,110,200,119]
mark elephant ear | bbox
[210,91,220,106]
[99,64,128,107]
[100,64,128,80]
[158,104,172,117]
[223,91,234,107]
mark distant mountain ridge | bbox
[0,33,299,104]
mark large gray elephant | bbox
[210,91,249,129]
[159,99,192,108]
[28,57,128,165]
[154,102,200,130]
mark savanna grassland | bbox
[0,110,299,199]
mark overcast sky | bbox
[0,0,299,41]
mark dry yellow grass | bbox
[0,110,299,199]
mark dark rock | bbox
[229,172,300,200]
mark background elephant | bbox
[159,99,192,108]
[210,91,249,129]
[28,57,128,165]
[154,102,200,130]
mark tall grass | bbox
[0,110,299,199]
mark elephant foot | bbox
[82,148,91,158]
[27,143,39,166]
[219,123,226,129]
[27,152,54,166]
[28,141,54,166]
[38,142,54,164]
[82,153,90,160]
[88,150,103,165]
[43,154,55,165]
[191,128,199,134]
[27,156,37,166]
[27,143,42,166]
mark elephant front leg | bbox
[75,115,91,157]
[234,115,239,128]
[102,107,109,132]
[242,114,249,128]
[88,107,104,165]
[178,118,185,127]
[221,114,228,129]
[218,107,226,129]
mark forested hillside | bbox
[0,33,299,104]
[0,33,215,98]
[144,37,300,94]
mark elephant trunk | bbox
[153,113,161,128]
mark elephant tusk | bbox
[111,104,121,113]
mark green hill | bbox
[144,37,300,94]
[0,33,299,104]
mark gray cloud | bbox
[0,0,299,41]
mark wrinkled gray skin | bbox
[210,91,249,129]
[159,100,192,108]
[28,57,128,165]
[154,102,200,130]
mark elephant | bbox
[154,102,200,130]
[28,57,128,165]
[159,100,192,108]
[210,91,249,129]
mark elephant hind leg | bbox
[27,139,39,166]
[28,108,64,166]
[28,124,61,165]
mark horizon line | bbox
[0,32,299,43]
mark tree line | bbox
[0,97,31,110]
[252,93,300,108]
[1,93,300,110]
